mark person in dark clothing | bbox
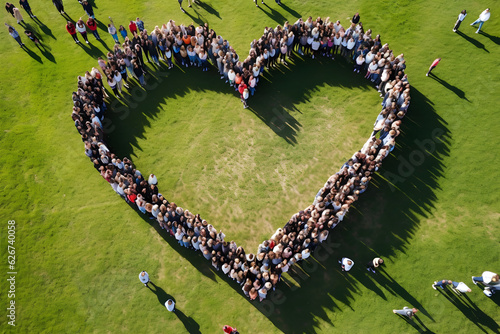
[52,0,64,14]
[5,2,15,16]
[19,0,35,18]
[81,0,94,18]
[352,13,360,24]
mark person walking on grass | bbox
[165,299,175,312]
[426,58,441,76]
[366,257,384,273]
[81,0,94,19]
[24,29,41,47]
[66,20,80,44]
[12,6,24,24]
[470,8,490,33]
[52,0,64,15]
[393,307,418,320]
[5,23,25,47]
[86,17,100,40]
[138,270,150,287]
[453,10,467,32]
[19,0,35,19]
[107,17,119,44]
[76,18,89,44]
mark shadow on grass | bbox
[478,31,500,46]
[77,40,106,58]
[455,30,489,53]
[33,17,56,40]
[428,73,469,102]
[396,314,435,333]
[96,51,465,332]
[176,309,202,334]
[258,3,287,25]
[22,45,43,63]
[195,0,221,19]
[437,288,499,333]
[182,9,206,27]
[280,3,301,19]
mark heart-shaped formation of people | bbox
[71,16,410,302]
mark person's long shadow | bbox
[428,73,469,102]
[396,314,435,333]
[196,0,221,19]
[258,3,287,25]
[437,288,500,333]
[31,18,57,40]
[97,37,112,52]
[175,309,202,334]
[183,9,206,26]
[376,267,434,321]
[78,41,105,58]
[38,44,57,63]
[279,3,301,18]
[22,46,43,63]
[478,31,500,46]
[147,281,174,305]
[456,31,489,52]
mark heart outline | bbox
[73,18,410,301]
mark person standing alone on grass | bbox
[165,299,175,312]
[426,58,441,76]
[366,257,384,273]
[139,271,150,287]
[393,307,418,319]
[470,8,490,33]
[453,10,467,32]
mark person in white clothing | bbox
[470,8,490,33]
[165,299,175,312]
[472,271,499,285]
[453,10,467,32]
[139,271,150,287]
[339,257,354,271]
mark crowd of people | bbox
[71,14,411,302]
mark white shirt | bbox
[479,10,490,22]
[342,257,354,271]
[482,271,499,285]
[454,282,470,293]
[458,13,467,21]
[139,271,149,284]
[165,300,175,311]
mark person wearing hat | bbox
[165,299,175,312]
[366,257,384,273]
[339,257,354,272]
[138,270,150,287]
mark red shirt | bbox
[86,19,97,31]
[431,58,441,67]
[66,24,76,35]
[129,22,137,33]
[223,326,234,334]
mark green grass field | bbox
[1,0,499,333]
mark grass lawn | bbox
[0,0,499,333]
